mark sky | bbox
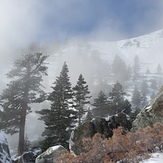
[0,0,163,54]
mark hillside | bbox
[4,29,163,156]
[44,28,163,85]
[90,29,163,71]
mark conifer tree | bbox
[38,62,77,150]
[109,82,131,115]
[126,65,132,81]
[92,91,109,117]
[73,74,91,125]
[141,80,148,107]
[112,55,128,84]
[132,85,142,110]
[0,53,48,155]
[133,55,140,80]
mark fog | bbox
[1,0,163,153]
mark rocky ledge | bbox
[133,86,163,130]
[69,113,132,155]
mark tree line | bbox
[0,52,162,155]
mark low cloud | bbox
[0,0,43,63]
[1,0,163,63]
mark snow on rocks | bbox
[0,131,11,163]
[35,145,66,163]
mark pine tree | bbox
[92,91,109,117]
[112,55,128,84]
[141,80,148,107]
[0,53,48,155]
[73,74,91,126]
[132,85,142,110]
[126,65,132,81]
[38,62,77,151]
[109,82,131,115]
[133,55,140,80]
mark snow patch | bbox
[142,153,163,163]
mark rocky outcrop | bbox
[69,113,132,155]
[133,86,163,130]
[0,131,11,163]
[12,147,41,163]
[35,145,66,163]
[21,151,35,163]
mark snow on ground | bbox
[142,153,163,163]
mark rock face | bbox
[69,113,132,155]
[21,151,35,163]
[35,145,66,163]
[133,86,163,130]
[0,131,11,163]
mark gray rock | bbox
[133,86,163,130]
[35,145,66,163]
[13,147,41,163]
[69,113,132,155]
[0,131,11,163]
[22,151,35,163]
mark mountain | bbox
[47,29,163,74]
[4,29,163,154]
[2,29,163,93]
[42,29,163,96]
[90,29,163,72]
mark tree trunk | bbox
[18,105,27,156]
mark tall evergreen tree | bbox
[109,82,131,115]
[0,53,48,155]
[133,55,140,80]
[73,74,91,126]
[92,91,109,117]
[38,62,77,151]
[141,80,148,107]
[126,65,132,81]
[112,55,128,84]
[132,85,142,110]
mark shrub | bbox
[57,122,163,162]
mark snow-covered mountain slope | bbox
[2,29,163,93]
[42,29,163,89]
[89,29,163,72]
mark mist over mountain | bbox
[4,29,163,156]
[40,28,163,93]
